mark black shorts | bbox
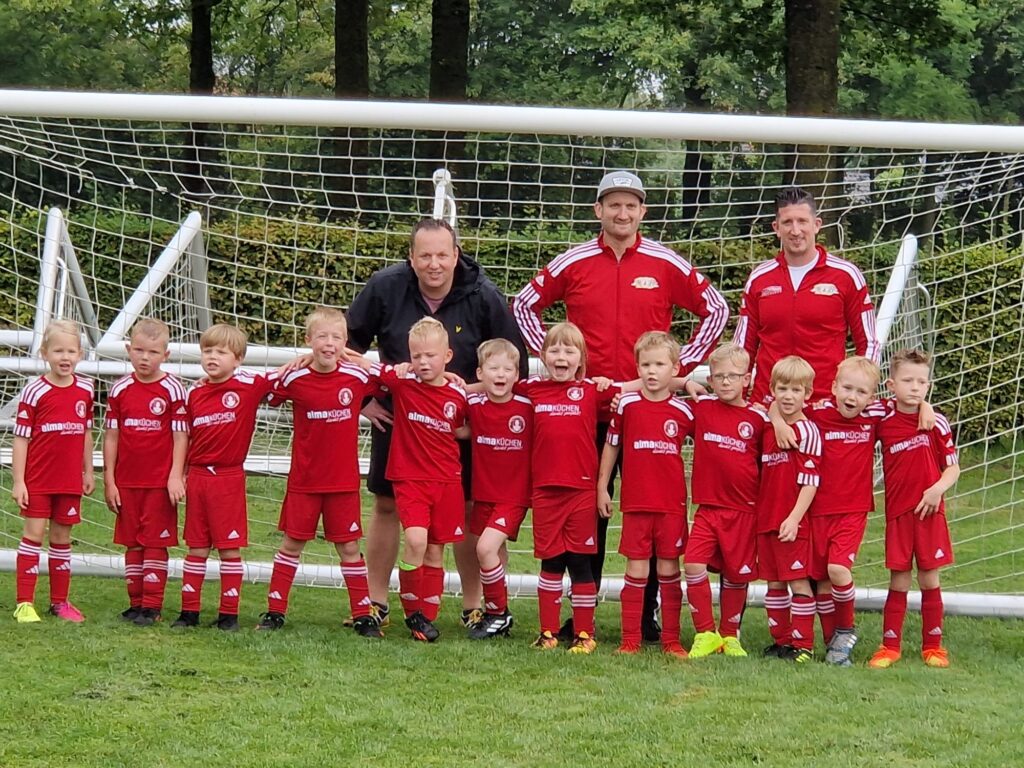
[367,423,473,500]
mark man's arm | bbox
[844,265,880,363]
[346,276,382,355]
[481,281,531,379]
[512,263,565,355]
[669,267,730,376]
[732,273,761,367]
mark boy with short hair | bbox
[257,307,380,636]
[757,356,822,663]
[870,349,959,669]
[682,343,768,658]
[103,317,188,625]
[174,323,276,631]
[598,331,690,657]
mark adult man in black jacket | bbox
[347,218,528,627]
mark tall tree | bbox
[336,0,369,98]
[183,0,222,198]
[429,0,470,101]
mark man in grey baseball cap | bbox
[596,170,646,202]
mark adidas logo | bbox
[804,460,815,468]
[349,522,359,532]
[739,564,751,575]
[357,597,371,605]
[268,590,282,600]
[792,629,803,639]
[56,562,71,571]
[495,517,507,527]
[790,560,804,570]
[935,548,945,558]
[424,596,441,605]
[585,536,595,546]
[222,588,239,598]
[18,409,28,419]
[768,618,778,627]
[728,613,742,623]
[675,538,683,547]
[182,584,196,593]
[848,553,856,562]
[484,601,498,610]
[227,530,240,540]
[67,507,77,517]
[159,529,170,539]
[26,565,39,575]
[400,592,418,601]
[454,526,463,536]
[144,573,160,583]
[884,629,897,639]
[928,627,943,636]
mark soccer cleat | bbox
[568,631,598,655]
[531,630,559,650]
[120,606,142,622]
[763,643,789,659]
[133,608,162,627]
[352,614,384,639]
[922,647,950,668]
[13,602,41,624]
[461,608,484,629]
[556,617,575,643]
[689,631,725,659]
[344,602,390,628]
[720,636,748,658]
[467,610,513,640]
[255,611,285,631]
[662,642,689,659]
[641,614,662,644]
[785,646,814,664]
[405,611,440,643]
[171,610,200,628]
[214,613,240,632]
[824,628,858,667]
[615,640,642,655]
[49,602,85,623]
[868,647,902,669]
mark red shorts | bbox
[184,467,248,549]
[757,532,811,582]
[809,512,868,580]
[470,501,527,540]
[532,487,597,560]
[24,494,82,526]
[279,491,362,543]
[684,506,757,582]
[619,512,687,560]
[885,511,954,571]
[394,480,465,545]
[114,487,179,547]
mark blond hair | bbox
[129,317,170,346]
[199,323,247,358]
[542,322,587,380]
[408,316,449,346]
[304,306,347,337]
[771,355,815,392]
[41,320,82,352]
[890,348,931,376]
[477,338,520,368]
[836,355,881,389]
[634,331,680,363]
[707,343,750,373]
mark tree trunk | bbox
[183,0,220,198]
[327,0,370,215]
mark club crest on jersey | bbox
[760,285,783,298]
[567,387,584,401]
[149,397,167,416]
[631,276,660,290]
[737,421,754,439]
[811,282,839,296]
[221,392,240,409]
[75,401,87,418]
[338,387,353,406]
[444,401,457,420]
[508,415,526,434]
[663,419,678,438]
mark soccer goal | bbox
[0,91,1021,616]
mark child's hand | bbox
[361,400,394,432]
[593,376,613,391]
[82,470,95,496]
[277,353,312,376]
[443,371,467,388]
[609,392,622,413]
[343,348,373,371]
[104,479,121,512]
[597,489,614,519]
[778,514,801,543]
[683,379,707,398]
[167,474,186,505]
[915,485,944,519]
[454,424,471,440]
[918,401,936,431]
[392,362,413,377]
[11,481,28,510]
[774,421,798,450]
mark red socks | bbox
[619,575,645,646]
[685,571,715,633]
[920,587,944,650]
[718,579,747,638]
[764,588,792,646]
[124,548,144,608]
[420,565,445,622]
[480,563,508,614]
[341,558,371,619]
[816,593,836,646]
[15,537,41,604]
[48,543,72,605]
[882,589,909,651]
[268,550,300,615]
[570,580,597,636]
[218,557,244,616]
[537,570,564,635]
[398,563,422,618]
[181,555,207,612]
[832,581,856,631]
[658,572,683,647]
[141,548,169,611]
[790,594,816,651]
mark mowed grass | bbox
[1,573,1023,768]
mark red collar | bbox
[597,232,642,258]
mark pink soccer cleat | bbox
[49,601,85,623]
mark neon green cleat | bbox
[689,631,724,658]
[720,635,748,657]
[14,602,41,624]
[567,631,597,655]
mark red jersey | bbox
[105,373,188,488]
[15,375,94,494]
[518,377,619,490]
[807,398,887,516]
[878,409,958,521]
[466,393,533,506]
[734,245,879,404]
[757,420,822,534]
[514,234,728,380]
[375,365,467,483]
[185,370,275,470]
[606,392,689,515]
[272,363,380,493]
[686,396,768,512]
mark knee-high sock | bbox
[718,580,748,638]
[124,548,144,608]
[882,589,908,652]
[15,537,41,605]
[267,551,300,615]
[341,558,371,619]
[685,572,715,633]
[420,565,445,622]
[920,587,944,651]
[816,593,836,645]
[764,588,792,646]
[658,571,683,647]
[537,570,564,635]
[218,557,244,616]
[790,594,817,651]
[619,575,645,646]
[832,581,856,632]
[570,579,597,637]
[480,563,508,614]
[398,562,422,618]
[181,555,207,612]
[47,543,72,605]
[141,548,169,611]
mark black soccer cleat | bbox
[461,608,484,629]
[468,610,514,640]
[171,610,200,628]
[763,642,790,659]
[133,608,161,626]
[405,611,440,643]
[214,612,240,632]
[784,646,814,664]
[255,611,285,631]
[120,606,142,622]
[556,617,575,643]
[352,614,384,639]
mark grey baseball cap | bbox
[596,170,646,202]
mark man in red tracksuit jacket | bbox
[513,170,729,641]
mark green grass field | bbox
[1,573,1023,768]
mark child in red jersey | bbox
[869,349,959,669]
[173,324,276,631]
[12,320,94,624]
[682,343,768,659]
[257,308,381,636]
[598,332,690,658]
[465,339,533,640]
[103,318,187,626]
[758,356,822,663]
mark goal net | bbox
[0,91,1021,613]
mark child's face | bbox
[543,341,582,382]
[42,332,82,380]
[832,367,876,418]
[887,361,930,409]
[409,333,452,383]
[708,359,749,404]
[201,344,242,383]
[772,379,809,418]
[126,333,169,382]
[477,352,518,400]
[307,320,347,372]
[637,347,679,395]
